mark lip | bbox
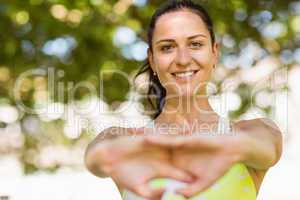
[171,70,199,74]
[171,70,199,82]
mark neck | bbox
[155,93,219,128]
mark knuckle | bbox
[134,187,152,198]
[186,184,202,195]
[130,185,141,195]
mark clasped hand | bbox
[95,126,242,199]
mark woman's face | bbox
[149,10,219,97]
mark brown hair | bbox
[134,0,215,119]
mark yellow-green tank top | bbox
[122,118,257,200]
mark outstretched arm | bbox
[232,117,283,170]
[231,117,283,192]
[85,126,140,177]
[84,126,124,178]
[143,117,283,197]
[84,126,194,199]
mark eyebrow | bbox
[155,34,207,45]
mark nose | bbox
[175,47,192,67]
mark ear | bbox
[147,48,156,73]
[212,42,220,65]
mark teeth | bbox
[174,71,195,78]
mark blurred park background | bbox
[0,0,299,199]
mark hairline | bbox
[150,7,215,51]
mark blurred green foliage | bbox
[0,0,297,102]
[0,0,297,173]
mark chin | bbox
[175,88,196,98]
[165,83,203,98]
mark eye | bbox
[160,45,174,52]
[190,41,203,48]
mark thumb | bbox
[156,163,194,183]
[133,183,165,199]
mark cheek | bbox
[154,54,173,72]
[191,50,214,67]
[192,50,214,80]
[153,53,175,83]
[196,60,212,84]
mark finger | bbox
[176,179,206,198]
[156,162,195,183]
[176,176,219,198]
[145,135,204,149]
[133,183,165,199]
[145,135,186,148]
[148,134,223,151]
[106,136,147,158]
[176,135,219,149]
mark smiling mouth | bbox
[171,70,199,80]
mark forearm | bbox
[232,118,283,170]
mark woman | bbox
[85,1,283,199]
